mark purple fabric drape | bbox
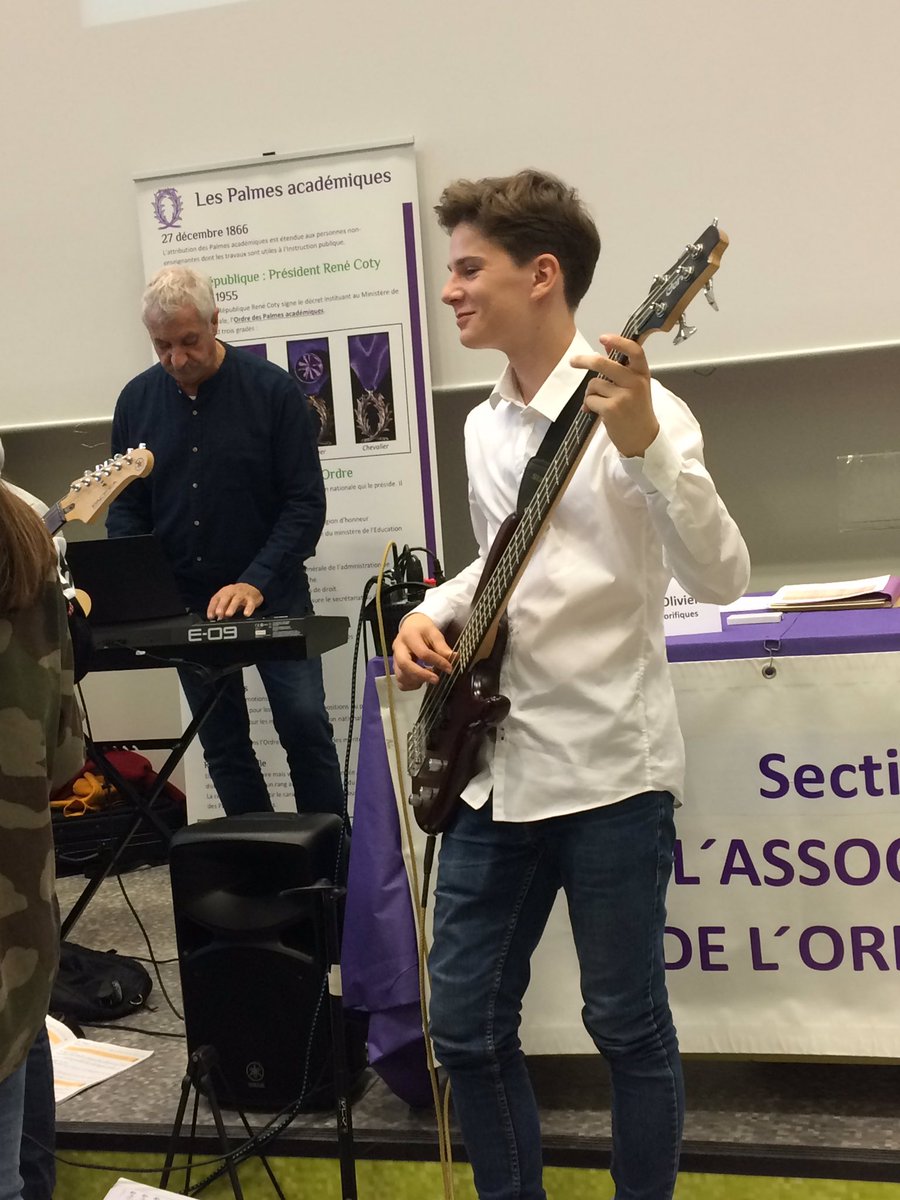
[342,660,432,1108]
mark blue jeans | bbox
[178,655,344,817]
[20,1027,54,1200]
[428,792,683,1200]
[0,1061,26,1200]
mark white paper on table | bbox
[46,1014,153,1103]
[719,593,775,612]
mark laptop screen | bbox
[65,535,189,625]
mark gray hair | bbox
[142,265,216,327]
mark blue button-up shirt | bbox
[107,343,325,615]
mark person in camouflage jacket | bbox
[0,483,83,1195]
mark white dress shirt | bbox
[414,331,751,822]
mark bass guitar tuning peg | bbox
[673,315,697,345]
[704,280,719,311]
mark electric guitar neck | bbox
[42,447,154,537]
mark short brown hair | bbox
[435,169,601,309]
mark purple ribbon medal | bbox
[348,332,393,442]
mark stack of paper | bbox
[768,575,900,611]
[46,1015,152,1103]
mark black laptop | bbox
[65,535,189,626]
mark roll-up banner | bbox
[134,139,440,817]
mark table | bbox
[342,608,900,1104]
[667,603,900,661]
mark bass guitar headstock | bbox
[627,222,728,348]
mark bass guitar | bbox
[407,223,728,834]
[42,446,154,537]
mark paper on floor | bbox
[46,1014,152,1103]
[102,1179,186,1199]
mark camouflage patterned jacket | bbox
[1,576,84,1082]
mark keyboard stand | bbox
[60,669,237,940]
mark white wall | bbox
[2,0,899,428]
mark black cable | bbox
[186,1062,288,1200]
[115,873,183,1021]
[186,1047,346,1194]
[342,547,439,808]
[31,1140,241,1178]
[94,643,220,680]
[341,576,380,809]
[421,834,437,912]
[44,998,335,1186]
[79,1022,185,1039]
[185,983,332,1195]
[75,680,94,744]
[360,575,379,663]
[58,687,185,1026]
[43,1006,334,1188]
[402,545,445,584]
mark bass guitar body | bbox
[408,515,518,835]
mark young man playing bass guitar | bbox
[392,170,750,1200]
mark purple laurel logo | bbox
[152,187,184,229]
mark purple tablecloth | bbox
[342,605,900,1104]
[667,603,900,662]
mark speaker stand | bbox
[274,881,359,1199]
[160,1044,284,1200]
[317,883,359,1200]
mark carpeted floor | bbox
[50,863,900,1199]
[52,1156,900,1199]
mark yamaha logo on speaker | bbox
[169,812,367,1111]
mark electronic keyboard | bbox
[87,613,350,672]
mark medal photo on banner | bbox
[287,337,336,447]
[348,330,395,444]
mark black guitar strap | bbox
[516,371,592,515]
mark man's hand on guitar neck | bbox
[392,613,455,691]
[571,334,660,460]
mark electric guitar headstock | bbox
[44,447,154,536]
[626,222,728,349]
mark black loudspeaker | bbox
[169,812,366,1111]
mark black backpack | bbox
[51,942,152,1023]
